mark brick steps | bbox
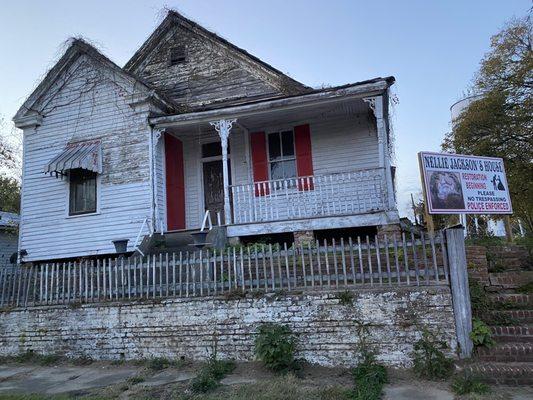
[488,271,533,289]
[463,362,533,385]
[490,325,533,343]
[489,293,532,307]
[475,342,533,362]
[487,310,533,324]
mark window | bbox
[201,141,230,158]
[69,169,97,215]
[169,46,186,66]
[267,130,296,181]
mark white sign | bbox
[419,152,513,215]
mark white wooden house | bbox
[13,11,399,263]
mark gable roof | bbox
[124,10,310,95]
[13,38,178,124]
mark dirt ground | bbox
[0,360,531,400]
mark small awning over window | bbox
[44,140,102,177]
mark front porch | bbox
[150,78,398,239]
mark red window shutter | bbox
[294,124,314,190]
[165,134,186,230]
[250,131,269,196]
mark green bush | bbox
[412,330,454,380]
[451,374,490,395]
[470,318,495,348]
[254,323,296,372]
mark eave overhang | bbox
[149,77,394,129]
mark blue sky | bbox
[0,0,529,216]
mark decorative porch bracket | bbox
[210,118,237,225]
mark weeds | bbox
[451,374,490,395]
[352,324,387,400]
[412,329,454,380]
[336,290,354,306]
[189,354,236,393]
[254,323,296,372]
[516,282,533,294]
[470,318,495,348]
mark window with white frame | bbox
[69,169,97,215]
[267,130,296,181]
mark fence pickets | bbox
[0,232,449,309]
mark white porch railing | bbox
[230,167,388,224]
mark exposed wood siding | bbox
[0,232,17,268]
[310,116,379,174]
[19,56,152,262]
[155,136,166,231]
[131,25,283,109]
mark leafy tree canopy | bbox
[443,14,532,233]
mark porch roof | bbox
[149,77,394,131]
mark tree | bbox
[0,115,22,213]
[0,177,20,213]
[443,13,533,234]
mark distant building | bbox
[0,212,19,267]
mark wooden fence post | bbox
[445,226,473,359]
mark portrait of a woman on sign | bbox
[429,171,465,210]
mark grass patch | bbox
[451,374,490,396]
[178,374,352,400]
[189,355,236,394]
[126,375,145,385]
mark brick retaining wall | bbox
[0,287,456,367]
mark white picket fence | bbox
[0,231,449,308]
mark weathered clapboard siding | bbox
[310,115,379,174]
[19,55,153,262]
[131,24,284,109]
[0,231,17,268]
[154,136,166,232]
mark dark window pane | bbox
[268,132,281,161]
[281,131,294,157]
[201,142,229,158]
[283,160,297,179]
[270,161,284,180]
[69,169,97,215]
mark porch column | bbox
[210,118,237,225]
[363,95,395,210]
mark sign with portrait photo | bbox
[418,152,513,215]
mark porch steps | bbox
[463,362,533,385]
